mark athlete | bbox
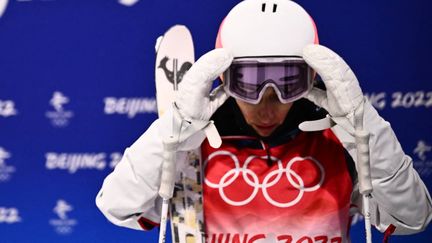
[96,1,432,242]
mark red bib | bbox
[202,129,353,243]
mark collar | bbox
[211,98,327,148]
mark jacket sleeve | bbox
[332,100,432,235]
[95,107,206,230]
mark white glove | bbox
[158,48,233,150]
[175,48,233,121]
[302,44,365,133]
[302,45,432,235]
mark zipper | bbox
[259,140,273,166]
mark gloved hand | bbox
[302,44,365,132]
[175,48,233,121]
[158,48,233,150]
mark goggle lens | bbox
[224,57,313,104]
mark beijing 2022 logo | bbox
[413,140,432,177]
[0,147,16,182]
[49,199,77,234]
[45,91,74,127]
[204,151,325,208]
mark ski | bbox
[154,25,205,243]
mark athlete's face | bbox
[235,87,293,137]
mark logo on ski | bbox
[158,56,192,87]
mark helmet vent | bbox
[273,4,277,12]
[261,3,266,12]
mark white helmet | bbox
[216,0,318,57]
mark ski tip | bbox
[155,35,164,53]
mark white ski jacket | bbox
[96,99,432,237]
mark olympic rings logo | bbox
[204,150,325,208]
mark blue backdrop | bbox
[0,0,431,242]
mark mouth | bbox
[255,124,276,129]
[254,124,278,135]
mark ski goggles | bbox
[223,56,314,104]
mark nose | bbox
[256,88,278,123]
